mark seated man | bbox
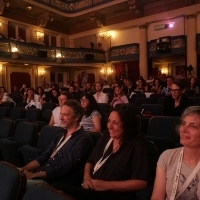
[20,99,93,190]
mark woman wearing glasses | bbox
[80,93,101,133]
[162,79,193,116]
[151,106,200,200]
[53,105,152,200]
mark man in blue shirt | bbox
[21,99,93,190]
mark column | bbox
[139,24,148,80]
[56,35,61,47]
[186,14,197,77]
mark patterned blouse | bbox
[80,110,101,132]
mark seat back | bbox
[157,97,166,106]
[147,116,180,142]
[185,89,196,97]
[41,102,56,113]
[134,97,153,107]
[15,102,27,107]
[24,108,41,121]
[0,161,26,200]
[140,104,163,116]
[97,103,110,114]
[2,102,15,109]
[14,121,38,145]
[149,93,165,104]
[9,107,25,119]
[129,94,146,104]
[0,107,10,118]
[193,93,200,97]
[0,119,15,139]
[102,88,113,94]
[189,97,200,106]
[40,109,53,123]
[37,125,65,151]
[22,184,75,200]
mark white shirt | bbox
[93,92,109,103]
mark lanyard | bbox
[50,126,81,159]
[170,148,200,200]
[93,138,120,174]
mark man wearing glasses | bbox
[162,79,193,116]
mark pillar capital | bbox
[185,13,196,20]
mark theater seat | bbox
[0,161,26,200]
[22,184,75,200]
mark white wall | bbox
[111,27,139,46]
[147,17,185,41]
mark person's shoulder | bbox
[160,147,182,159]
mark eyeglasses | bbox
[170,89,182,93]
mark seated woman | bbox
[110,86,129,107]
[134,79,148,94]
[0,93,15,105]
[53,105,152,200]
[150,79,162,94]
[50,89,60,106]
[187,76,199,92]
[35,86,46,105]
[151,106,200,200]
[80,93,101,133]
[24,88,42,109]
[49,91,70,128]
[163,79,193,116]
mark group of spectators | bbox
[1,77,200,199]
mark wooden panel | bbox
[50,72,55,83]
[10,72,31,93]
[8,25,15,39]
[51,36,56,47]
[44,35,49,46]
[58,73,63,83]
[18,27,26,42]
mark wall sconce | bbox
[107,67,113,75]
[100,68,106,76]
[161,68,168,74]
[39,69,45,76]
[0,22,2,28]
[35,31,44,42]
[56,50,62,63]
[96,31,114,39]
[0,65,2,73]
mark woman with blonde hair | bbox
[151,106,200,200]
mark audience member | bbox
[74,82,83,100]
[93,82,109,103]
[134,79,148,94]
[151,106,200,200]
[19,84,28,98]
[85,82,95,95]
[161,76,174,96]
[20,100,93,190]
[49,91,70,128]
[163,79,193,116]
[0,93,15,105]
[10,86,22,102]
[150,78,162,94]
[80,93,101,133]
[123,79,135,96]
[50,89,60,105]
[111,79,119,90]
[102,80,110,89]
[44,83,52,92]
[24,88,42,109]
[54,105,152,200]
[187,76,199,92]
[110,86,129,107]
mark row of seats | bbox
[0,161,75,200]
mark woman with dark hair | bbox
[150,78,162,94]
[163,79,193,116]
[80,93,101,133]
[187,76,199,92]
[50,89,60,105]
[151,106,200,199]
[53,105,152,200]
[35,87,45,98]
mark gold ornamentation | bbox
[171,39,186,49]
[110,45,139,57]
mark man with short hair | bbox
[85,82,95,95]
[21,99,93,190]
[93,82,109,103]
[161,76,174,96]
